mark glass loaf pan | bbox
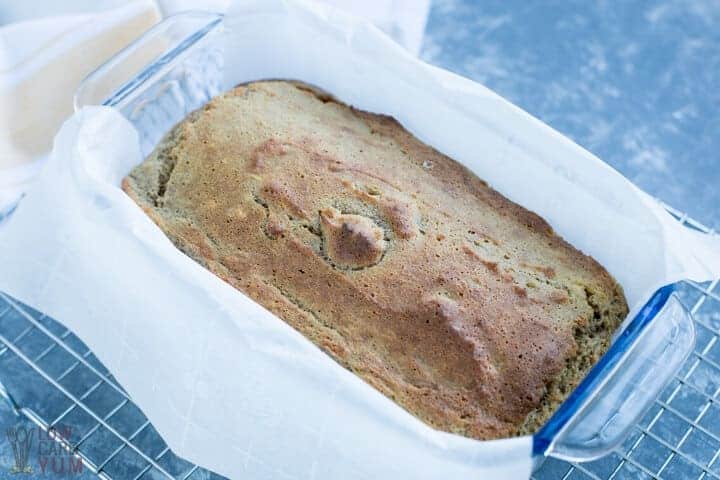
[74,12,696,467]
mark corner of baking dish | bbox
[533,284,694,462]
[73,11,698,465]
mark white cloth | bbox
[0,1,160,214]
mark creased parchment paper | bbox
[1,1,720,478]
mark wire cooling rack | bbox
[0,292,221,479]
[0,201,717,480]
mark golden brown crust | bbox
[122,80,628,439]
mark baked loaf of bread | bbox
[123,80,628,440]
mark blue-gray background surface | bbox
[0,0,718,478]
[422,0,719,229]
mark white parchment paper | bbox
[1,1,720,478]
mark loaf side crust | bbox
[122,80,628,440]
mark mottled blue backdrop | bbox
[422,0,719,229]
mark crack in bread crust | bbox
[122,80,629,440]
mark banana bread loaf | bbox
[122,80,628,440]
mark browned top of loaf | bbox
[122,80,628,440]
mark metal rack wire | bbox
[0,201,717,480]
[0,293,219,479]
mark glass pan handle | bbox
[73,12,223,157]
[535,287,695,462]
